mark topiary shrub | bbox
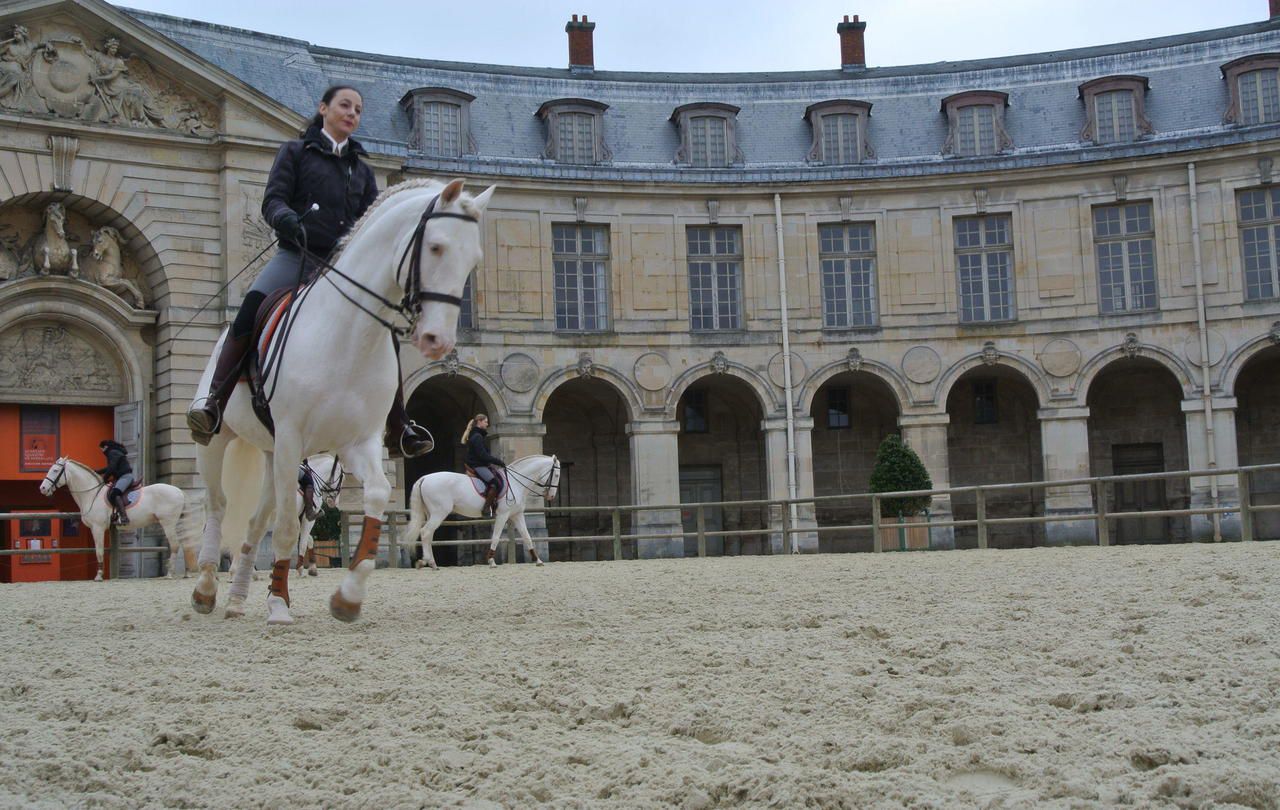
[868,434,933,518]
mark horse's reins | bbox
[502,458,560,498]
[259,194,476,404]
[43,459,110,499]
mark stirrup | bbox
[399,422,435,459]
[186,397,222,445]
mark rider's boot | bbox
[109,489,130,526]
[483,483,499,516]
[186,330,253,445]
[299,474,319,521]
[384,380,434,459]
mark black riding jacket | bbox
[261,123,379,257]
[96,441,132,481]
[465,428,504,468]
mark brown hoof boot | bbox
[191,588,216,614]
[329,590,362,623]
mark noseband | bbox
[42,462,66,492]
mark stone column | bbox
[898,413,954,549]
[497,420,549,561]
[1182,397,1240,541]
[1038,406,1096,545]
[762,416,818,553]
[627,419,684,558]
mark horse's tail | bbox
[401,477,427,556]
[220,437,266,554]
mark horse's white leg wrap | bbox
[196,512,223,569]
[224,542,255,617]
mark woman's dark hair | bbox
[309,84,362,130]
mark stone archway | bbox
[675,375,767,557]
[404,374,498,566]
[809,370,901,553]
[1235,345,1280,540]
[1087,358,1189,544]
[946,366,1045,549]
[542,376,633,561]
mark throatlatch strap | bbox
[351,516,381,570]
[269,559,291,606]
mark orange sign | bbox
[19,406,59,471]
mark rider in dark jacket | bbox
[462,414,505,512]
[97,439,133,526]
[186,85,432,459]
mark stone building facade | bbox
[2,0,1279,562]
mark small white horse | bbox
[295,455,344,577]
[402,454,560,570]
[191,178,493,625]
[39,457,192,581]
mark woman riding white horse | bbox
[187,132,493,622]
[402,454,560,570]
[39,457,193,581]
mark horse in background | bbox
[39,457,195,581]
[401,454,560,570]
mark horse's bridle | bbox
[41,458,109,498]
[40,461,67,493]
[299,193,478,338]
[504,458,561,499]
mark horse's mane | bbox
[510,454,556,467]
[63,457,104,483]
[327,178,485,267]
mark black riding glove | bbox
[277,211,305,245]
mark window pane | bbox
[688,226,742,330]
[827,388,851,429]
[819,223,878,328]
[459,274,475,330]
[955,215,1014,322]
[553,224,610,330]
[1094,203,1157,313]
[822,114,859,164]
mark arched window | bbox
[536,98,610,164]
[399,88,476,157]
[670,103,744,168]
[1222,55,1280,125]
[941,91,1012,157]
[1078,76,1153,144]
[804,100,873,164]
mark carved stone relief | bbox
[0,23,218,135]
[0,323,123,398]
[0,201,150,307]
[767,350,806,389]
[901,345,941,384]
[576,352,594,378]
[981,340,999,366]
[500,352,539,393]
[237,185,274,293]
[633,352,671,392]
[1122,332,1141,359]
[1038,338,1082,378]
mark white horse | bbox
[402,454,560,570]
[39,457,193,581]
[295,454,344,578]
[190,178,493,625]
[219,454,344,619]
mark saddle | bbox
[464,465,506,499]
[241,287,296,436]
[105,479,144,512]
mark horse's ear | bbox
[440,178,466,205]
[470,184,496,215]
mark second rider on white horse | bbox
[461,413,505,515]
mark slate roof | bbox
[124,7,1280,180]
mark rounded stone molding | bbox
[499,352,540,393]
[901,346,942,384]
[766,351,807,389]
[1183,330,1227,367]
[633,352,672,392]
[1038,338,1083,378]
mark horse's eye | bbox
[429,243,444,256]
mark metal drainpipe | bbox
[773,193,799,552]
[1187,162,1221,541]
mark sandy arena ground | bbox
[0,542,1278,809]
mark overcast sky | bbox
[117,0,1266,73]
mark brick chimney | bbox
[566,14,595,74]
[838,14,867,71]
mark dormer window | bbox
[399,87,476,157]
[670,103,743,168]
[536,98,610,164]
[941,91,1011,157]
[1079,76,1153,144]
[1222,55,1280,125]
[805,100,873,165]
